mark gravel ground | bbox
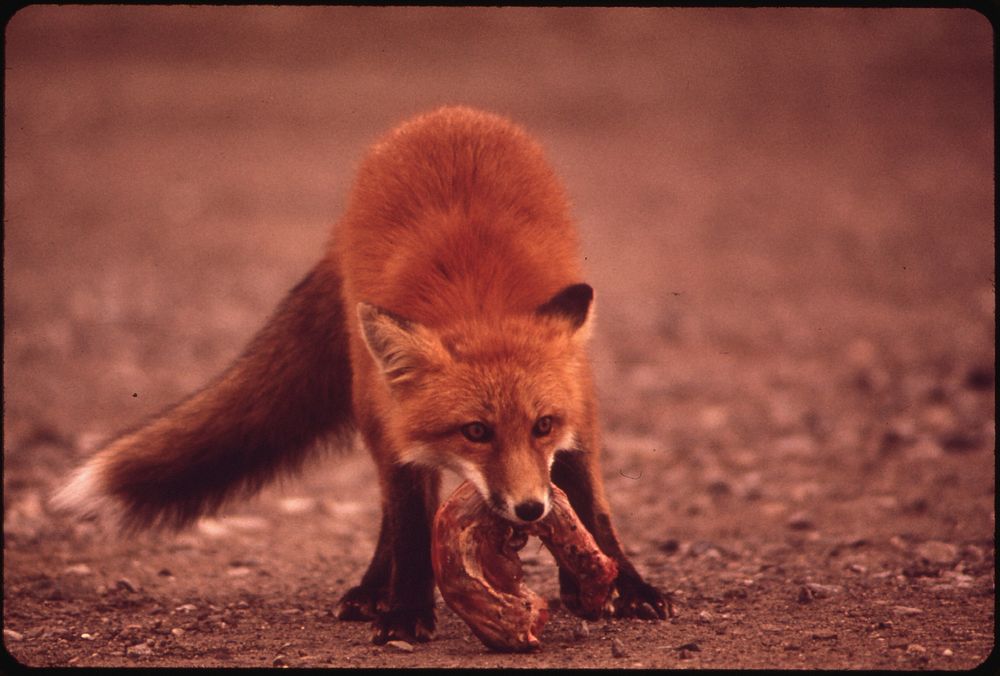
[3,6,994,669]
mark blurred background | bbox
[2,7,994,667]
[4,7,992,439]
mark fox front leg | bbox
[550,449,672,620]
[369,463,439,644]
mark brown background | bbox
[3,6,994,668]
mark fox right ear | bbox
[357,303,441,385]
[535,283,595,340]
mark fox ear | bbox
[357,303,441,385]
[535,283,595,340]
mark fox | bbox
[52,106,668,643]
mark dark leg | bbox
[370,462,439,643]
[336,511,392,621]
[550,449,671,620]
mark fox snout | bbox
[488,486,552,524]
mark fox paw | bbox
[610,573,672,620]
[371,605,436,644]
[336,585,387,621]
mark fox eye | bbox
[461,421,493,443]
[532,415,553,437]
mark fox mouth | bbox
[487,492,510,516]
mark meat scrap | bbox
[431,481,618,651]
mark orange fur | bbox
[53,106,668,644]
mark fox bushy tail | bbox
[52,256,354,530]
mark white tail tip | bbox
[49,462,116,521]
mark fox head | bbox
[358,284,594,524]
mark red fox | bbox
[52,106,668,643]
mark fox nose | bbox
[514,500,545,522]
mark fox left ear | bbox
[535,283,595,340]
[357,303,443,386]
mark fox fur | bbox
[53,106,668,643]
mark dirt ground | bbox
[2,6,995,670]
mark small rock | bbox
[171,628,184,637]
[385,639,414,653]
[610,638,627,658]
[4,629,24,642]
[658,539,680,555]
[272,654,287,666]
[942,648,954,657]
[706,479,732,497]
[697,610,713,623]
[891,606,924,616]
[63,564,93,576]
[573,621,590,639]
[939,432,981,453]
[175,604,197,613]
[126,642,154,657]
[80,633,95,640]
[787,513,815,530]
[906,643,926,654]
[678,648,695,660]
[804,582,843,598]
[915,541,958,565]
[689,541,725,558]
[963,366,994,390]
[797,586,815,603]
[812,630,838,640]
[157,569,173,577]
[116,578,138,593]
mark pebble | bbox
[4,629,24,642]
[175,604,197,613]
[272,654,287,666]
[943,648,954,657]
[786,512,815,530]
[611,638,627,658]
[658,539,680,554]
[804,582,843,598]
[126,642,154,657]
[116,578,138,593]
[573,621,590,639]
[940,432,980,453]
[812,630,837,640]
[891,606,924,616]
[906,643,927,654]
[915,541,958,565]
[62,564,93,576]
[963,366,994,390]
[171,628,184,637]
[385,640,414,653]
